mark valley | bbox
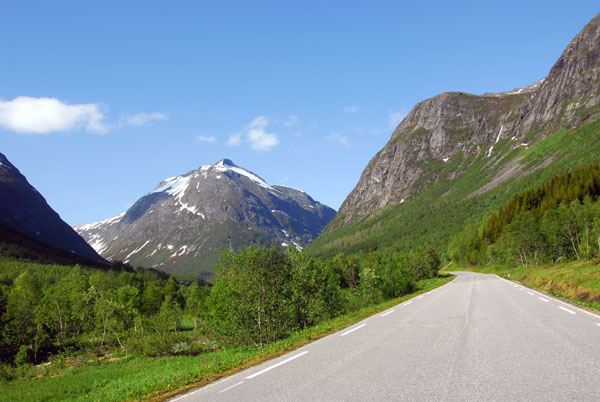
[1,7,600,402]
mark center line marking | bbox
[558,306,576,315]
[538,297,550,302]
[381,309,395,317]
[218,381,244,394]
[527,291,534,295]
[341,323,367,337]
[245,351,309,379]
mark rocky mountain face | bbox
[0,152,105,262]
[74,159,335,278]
[331,13,600,228]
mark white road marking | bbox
[218,381,244,394]
[381,309,395,317]
[558,306,576,315]
[403,301,413,306]
[416,295,424,299]
[245,351,309,379]
[581,309,600,319]
[170,374,235,401]
[596,323,600,327]
[538,297,550,302]
[527,291,534,295]
[519,288,525,291]
[341,323,367,337]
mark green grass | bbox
[309,118,600,260]
[0,275,454,402]
[448,259,600,312]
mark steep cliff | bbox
[332,13,600,228]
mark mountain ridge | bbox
[310,13,600,260]
[329,13,600,229]
[0,152,105,262]
[75,159,335,278]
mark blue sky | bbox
[1,1,598,225]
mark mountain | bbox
[310,13,600,258]
[74,159,335,278]
[0,152,105,263]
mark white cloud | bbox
[195,134,216,143]
[343,105,359,114]
[227,115,280,151]
[227,132,242,146]
[325,133,352,148]
[283,114,298,127]
[125,112,168,127]
[388,110,407,129]
[0,96,107,134]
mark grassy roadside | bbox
[446,259,600,312]
[0,274,454,402]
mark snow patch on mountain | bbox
[125,240,150,259]
[77,212,124,232]
[150,175,191,200]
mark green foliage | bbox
[0,274,453,401]
[0,257,208,365]
[452,163,600,266]
[310,118,600,262]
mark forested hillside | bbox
[310,119,600,260]
[449,163,600,266]
[311,14,600,260]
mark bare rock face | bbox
[74,159,335,278]
[332,13,600,228]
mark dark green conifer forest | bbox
[449,164,600,266]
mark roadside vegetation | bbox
[448,260,600,312]
[0,243,445,400]
[449,164,600,266]
[447,163,600,312]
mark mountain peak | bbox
[75,159,336,277]
[216,158,237,168]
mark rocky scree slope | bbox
[75,159,335,278]
[331,13,600,229]
[0,152,105,262]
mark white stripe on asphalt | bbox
[527,291,534,295]
[341,323,367,337]
[245,351,309,379]
[538,297,550,302]
[403,301,413,306]
[558,306,576,315]
[218,381,244,394]
[381,310,395,317]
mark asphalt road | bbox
[172,271,600,401]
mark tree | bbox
[505,212,544,266]
[206,246,296,347]
[183,282,207,331]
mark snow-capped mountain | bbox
[0,152,105,262]
[75,159,336,278]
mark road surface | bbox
[172,271,600,401]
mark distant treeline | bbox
[449,163,600,265]
[0,244,441,369]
